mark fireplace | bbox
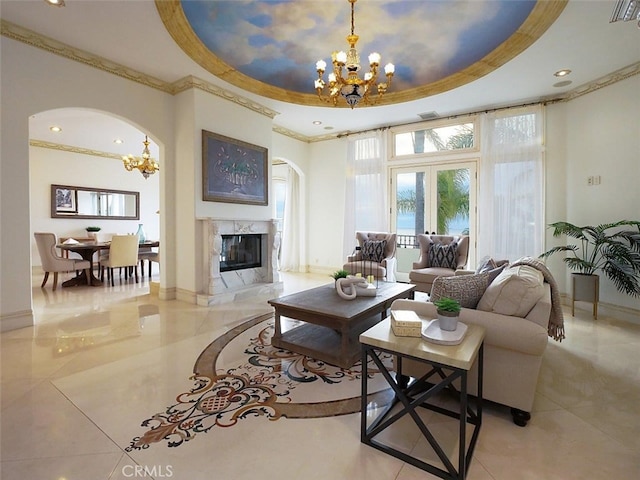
[220,234,261,272]
[198,218,281,305]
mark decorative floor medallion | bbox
[127,314,393,450]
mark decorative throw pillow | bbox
[429,243,458,269]
[430,272,490,309]
[362,240,387,263]
[477,265,545,317]
[476,255,498,273]
[485,263,508,285]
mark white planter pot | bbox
[437,312,459,331]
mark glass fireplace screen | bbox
[220,234,262,272]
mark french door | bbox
[391,162,477,281]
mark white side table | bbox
[360,318,485,480]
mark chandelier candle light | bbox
[122,135,159,179]
[314,0,395,108]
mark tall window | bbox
[479,106,544,260]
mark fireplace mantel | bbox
[197,218,281,305]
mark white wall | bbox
[2,31,637,332]
[547,75,640,314]
[1,37,175,331]
[307,138,349,274]
[30,146,160,267]
[188,90,273,298]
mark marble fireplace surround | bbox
[197,218,282,306]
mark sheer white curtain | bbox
[343,131,388,258]
[479,105,545,261]
[280,166,302,271]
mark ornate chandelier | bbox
[122,136,159,179]
[314,0,395,108]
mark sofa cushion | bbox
[429,243,458,269]
[409,267,455,285]
[477,265,545,317]
[430,271,490,309]
[362,239,387,263]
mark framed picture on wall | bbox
[52,186,77,214]
[202,130,268,205]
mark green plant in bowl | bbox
[86,226,101,232]
[433,297,461,331]
[433,297,461,314]
[331,269,350,281]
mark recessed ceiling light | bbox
[49,126,62,133]
[114,138,124,144]
[312,121,322,125]
[44,0,65,6]
[554,69,572,77]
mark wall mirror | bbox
[51,184,139,220]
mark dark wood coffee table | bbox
[268,282,415,368]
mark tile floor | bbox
[1,270,639,479]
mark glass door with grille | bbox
[391,162,477,281]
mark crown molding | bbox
[4,19,638,146]
[29,140,123,160]
[0,19,171,93]
[169,76,279,120]
[1,20,286,130]
[552,61,640,103]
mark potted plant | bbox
[85,226,101,242]
[539,220,640,298]
[331,269,350,281]
[432,297,461,331]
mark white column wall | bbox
[176,89,274,299]
[307,138,349,275]
[0,37,175,331]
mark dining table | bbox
[57,240,159,287]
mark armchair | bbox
[343,231,397,281]
[409,234,469,293]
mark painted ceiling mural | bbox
[158,1,564,106]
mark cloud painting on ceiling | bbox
[181,0,536,94]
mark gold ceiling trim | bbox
[156,0,568,107]
[29,140,123,160]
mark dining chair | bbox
[138,247,159,278]
[34,232,91,290]
[100,235,139,286]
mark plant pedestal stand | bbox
[572,274,599,320]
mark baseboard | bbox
[308,265,337,276]
[1,309,34,332]
[560,293,639,325]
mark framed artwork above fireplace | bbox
[202,130,268,205]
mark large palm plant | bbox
[539,220,640,297]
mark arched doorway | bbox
[29,108,162,302]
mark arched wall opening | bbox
[28,107,163,303]
[272,156,306,272]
